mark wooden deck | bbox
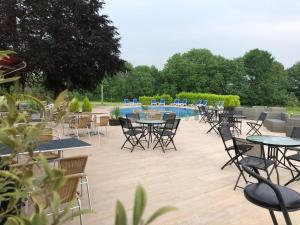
[65,114,300,225]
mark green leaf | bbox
[54,89,68,107]
[0,76,21,84]
[115,200,127,225]
[31,214,47,225]
[133,185,147,225]
[145,206,177,225]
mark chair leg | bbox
[77,197,84,225]
[269,210,279,225]
[84,176,92,210]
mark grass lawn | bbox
[287,106,300,115]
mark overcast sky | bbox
[103,0,300,69]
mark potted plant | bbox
[109,106,121,126]
[69,97,80,112]
[81,96,92,112]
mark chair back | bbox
[174,99,179,105]
[291,127,300,139]
[119,117,133,131]
[257,112,268,124]
[60,155,88,175]
[133,98,138,104]
[124,99,129,104]
[160,99,165,104]
[126,112,140,123]
[218,126,233,145]
[99,115,110,126]
[163,119,175,130]
[196,99,202,105]
[182,99,187,105]
[58,173,82,204]
[77,115,92,129]
[173,119,181,131]
[202,100,208,106]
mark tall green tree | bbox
[243,49,288,105]
[102,64,159,101]
[0,0,124,94]
[287,62,300,100]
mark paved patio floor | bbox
[66,108,300,225]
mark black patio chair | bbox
[207,113,235,135]
[242,164,300,225]
[119,117,145,152]
[284,127,300,185]
[153,118,180,153]
[197,106,213,123]
[246,112,268,135]
[232,137,278,190]
[218,126,248,170]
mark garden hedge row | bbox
[175,92,240,107]
[139,94,173,105]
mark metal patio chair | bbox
[153,118,180,153]
[119,117,145,152]
[284,127,300,185]
[232,137,278,190]
[246,112,268,135]
[242,164,300,225]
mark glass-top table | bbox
[246,135,300,184]
[136,119,165,148]
[246,135,300,147]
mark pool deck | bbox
[66,106,300,225]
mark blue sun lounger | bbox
[181,99,188,106]
[151,99,157,105]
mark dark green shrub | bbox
[82,96,92,112]
[69,97,80,112]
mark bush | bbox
[82,96,92,112]
[139,94,173,105]
[69,97,80,112]
[175,92,240,107]
[286,92,299,107]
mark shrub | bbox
[69,97,80,112]
[139,94,173,105]
[82,96,92,112]
[175,92,240,107]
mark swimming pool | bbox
[120,106,199,118]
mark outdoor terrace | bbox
[66,106,300,225]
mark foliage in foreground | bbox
[115,185,176,225]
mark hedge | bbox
[175,92,240,107]
[139,94,173,105]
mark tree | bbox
[0,0,124,95]
[102,64,159,101]
[287,62,300,100]
[243,49,288,106]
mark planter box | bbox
[109,119,120,126]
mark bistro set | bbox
[119,112,181,153]
[214,109,300,225]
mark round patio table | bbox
[246,135,300,147]
[136,119,165,148]
[246,135,300,184]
